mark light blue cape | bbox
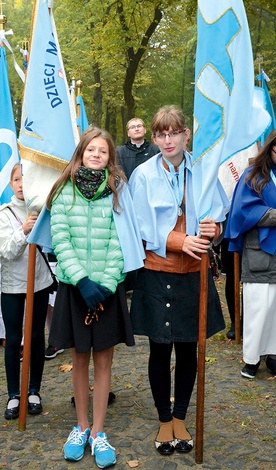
[129,152,227,258]
[28,183,145,273]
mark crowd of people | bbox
[0,107,275,469]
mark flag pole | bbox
[76,79,83,137]
[17,0,38,432]
[0,3,6,36]
[75,80,89,136]
[19,37,29,73]
[76,79,83,96]
[70,75,76,107]
[195,250,209,463]
[18,244,37,431]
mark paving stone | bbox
[0,277,275,469]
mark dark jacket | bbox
[242,223,276,284]
[116,139,159,180]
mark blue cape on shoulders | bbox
[225,166,276,255]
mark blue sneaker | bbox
[63,425,90,461]
[90,432,116,468]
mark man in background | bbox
[116,117,159,180]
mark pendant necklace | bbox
[163,156,185,216]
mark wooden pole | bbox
[195,251,209,464]
[76,79,83,138]
[234,252,241,344]
[18,244,37,431]
[0,2,7,47]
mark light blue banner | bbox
[0,46,20,204]
[76,95,89,135]
[18,0,79,171]
[256,72,276,146]
[192,0,271,221]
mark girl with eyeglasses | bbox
[129,105,227,457]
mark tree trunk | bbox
[118,3,163,122]
[92,63,102,127]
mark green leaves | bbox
[5,0,276,143]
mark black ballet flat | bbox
[4,396,20,420]
[154,439,175,456]
[28,392,43,415]
[174,436,194,453]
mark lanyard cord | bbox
[163,157,185,212]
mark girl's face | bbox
[82,137,109,170]
[10,166,24,200]
[152,126,186,166]
[271,144,276,165]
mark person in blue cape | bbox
[129,105,227,457]
[225,129,276,379]
[46,127,144,468]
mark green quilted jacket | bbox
[50,181,126,293]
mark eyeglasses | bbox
[128,124,144,130]
[272,147,276,155]
[155,129,186,140]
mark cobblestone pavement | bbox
[0,276,275,470]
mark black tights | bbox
[1,288,49,397]
[148,339,197,422]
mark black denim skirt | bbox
[130,268,225,344]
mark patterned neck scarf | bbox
[75,166,112,200]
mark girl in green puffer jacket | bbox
[46,127,144,469]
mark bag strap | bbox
[36,245,55,277]
[7,206,23,225]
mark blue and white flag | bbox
[256,71,276,146]
[18,0,79,213]
[76,95,89,134]
[0,46,20,204]
[192,0,271,222]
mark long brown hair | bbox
[246,129,276,197]
[46,127,126,212]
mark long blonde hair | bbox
[46,127,126,212]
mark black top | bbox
[116,139,159,180]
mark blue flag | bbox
[18,0,79,173]
[0,46,20,204]
[28,205,53,253]
[192,0,271,222]
[17,0,79,214]
[256,72,276,146]
[76,95,89,134]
